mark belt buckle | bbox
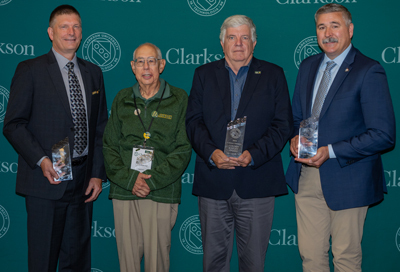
[72,155,87,166]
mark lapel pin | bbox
[255,71,261,74]
[345,68,349,72]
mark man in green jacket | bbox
[103,43,191,272]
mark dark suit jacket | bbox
[3,50,108,200]
[186,57,293,200]
[286,46,396,210]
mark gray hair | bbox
[220,15,257,43]
[315,4,352,26]
[133,43,162,60]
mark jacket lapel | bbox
[236,57,261,119]
[46,51,73,122]
[319,47,356,119]
[216,59,232,122]
[78,58,92,121]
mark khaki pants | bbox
[295,166,368,272]
[112,199,178,272]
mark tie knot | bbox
[66,62,74,71]
[326,61,336,71]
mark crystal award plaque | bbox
[52,137,73,181]
[298,116,319,159]
[224,117,247,158]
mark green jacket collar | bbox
[132,78,171,102]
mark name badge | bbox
[130,145,154,172]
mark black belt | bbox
[72,155,87,166]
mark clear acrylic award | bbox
[52,137,73,181]
[298,116,319,159]
[224,117,247,158]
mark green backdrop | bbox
[1,0,399,271]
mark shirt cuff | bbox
[328,144,336,159]
[209,151,216,166]
[37,156,49,167]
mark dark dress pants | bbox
[25,160,93,272]
[199,190,275,272]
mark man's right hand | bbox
[290,135,299,158]
[40,158,61,184]
[132,173,151,198]
[211,149,240,169]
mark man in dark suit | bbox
[186,15,293,272]
[286,4,395,271]
[3,5,108,272]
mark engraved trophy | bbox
[52,137,73,181]
[298,116,319,159]
[224,117,247,158]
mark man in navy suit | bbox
[186,15,293,272]
[3,5,108,272]
[286,4,395,271]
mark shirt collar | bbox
[52,48,78,71]
[322,43,352,68]
[224,58,252,73]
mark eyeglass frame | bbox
[133,57,161,67]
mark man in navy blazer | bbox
[286,4,395,271]
[186,15,292,271]
[3,5,108,272]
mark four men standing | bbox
[2,3,396,272]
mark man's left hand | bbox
[85,178,103,203]
[231,150,252,167]
[295,146,329,168]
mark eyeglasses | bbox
[133,57,160,67]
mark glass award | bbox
[298,116,319,159]
[52,137,73,181]
[224,117,247,158]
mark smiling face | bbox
[316,11,353,60]
[221,24,256,71]
[47,13,82,60]
[131,44,166,90]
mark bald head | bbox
[133,43,162,60]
